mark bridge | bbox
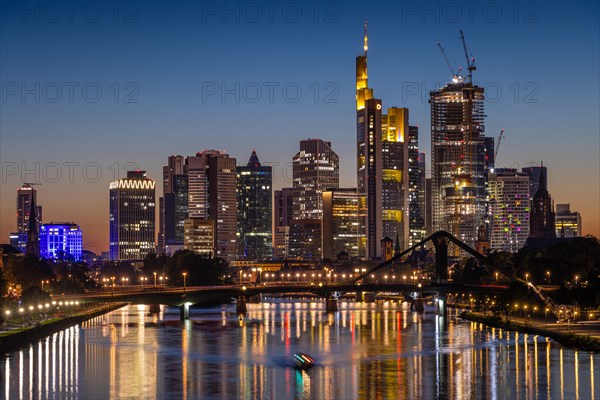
[74,231,517,320]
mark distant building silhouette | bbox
[529,167,556,239]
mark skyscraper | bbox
[408,125,425,246]
[12,184,42,252]
[185,150,237,260]
[418,151,427,238]
[529,167,556,239]
[430,81,486,249]
[555,204,582,238]
[40,222,83,260]
[356,22,381,259]
[522,165,547,202]
[161,155,188,255]
[322,189,362,259]
[237,150,272,260]
[381,107,409,251]
[357,97,383,259]
[109,170,156,260]
[488,169,530,252]
[273,188,293,259]
[289,139,339,260]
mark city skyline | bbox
[1,1,599,250]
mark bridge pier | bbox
[180,303,189,321]
[435,295,447,317]
[433,237,449,284]
[325,295,338,312]
[236,296,247,314]
[413,298,424,313]
[355,291,363,302]
[148,304,160,314]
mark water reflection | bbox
[1,301,598,399]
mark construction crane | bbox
[459,30,477,82]
[494,129,505,161]
[437,42,462,83]
[527,282,575,323]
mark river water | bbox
[1,300,598,399]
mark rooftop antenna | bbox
[363,20,368,56]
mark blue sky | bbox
[1,1,599,249]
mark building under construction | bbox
[430,82,486,249]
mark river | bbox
[1,300,598,399]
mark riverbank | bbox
[460,311,600,352]
[0,303,126,354]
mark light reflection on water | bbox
[1,301,598,399]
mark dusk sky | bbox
[1,1,598,252]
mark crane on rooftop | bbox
[494,129,505,161]
[459,30,477,82]
[437,42,462,83]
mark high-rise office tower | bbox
[109,170,156,260]
[425,178,433,236]
[356,22,381,259]
[161,155,188,255]
[555,204,582,238]
[529,168,556,239]
[418,151,427,238]
[381,107,409,251]
[408,125,425,246]
[273,188,293,259]
[237,150,272,260]
[430,81,486,249]
[357,97,383,259]
[183,218,214,255]
[522,165,547,202]
[322,188,362,259]
[185,150,237,260]
[40,222,83,260]
[488,169,530,252]
[12,184,43,252]
[289,139,339,260]
[292,139,339,221]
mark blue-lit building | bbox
[40,223,83,261]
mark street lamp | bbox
[111,276,115,295]
[154,272,157,287]
[546,271,551,284]
[574,275,579,285]
[183,272,187,293]
[525,273,529,283]
[495,272,499,281]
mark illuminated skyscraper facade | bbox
[160,155,188,255]
[555,204,582,238]
[380,107,409,250]
[273,188,293,259]
[11,184,43,252]
[185,150,237,260]
[322,189,362,259]
[289,139,339,260]
[488,169,530,252]
[430,82,486,249]
[109,170,156,260]
[40,222,83,261]
[237,150,272,260]
[408,125,426,246]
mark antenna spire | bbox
[363,20,368,56]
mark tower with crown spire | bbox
[236,150,273,260]
[529,164,556,239]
